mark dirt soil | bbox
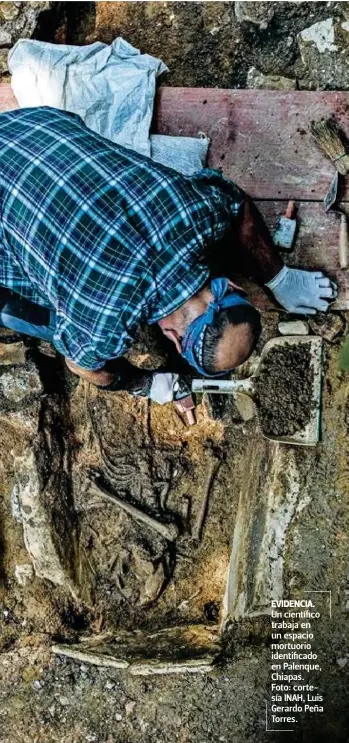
[70,378,233,632]
[1,313,349,741]
[255,341,314,436]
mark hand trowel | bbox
[192,336,323,446]
[324,171,349,270]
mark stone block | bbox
[222,443,307,623]
[0,1,48,46]
[233,392,256,422]
[14,447,80,600]
[297,17,349,89]
[0,341,25,366]
[0,406,41,436]
[235,1,274,29]
[0,3,20,22]
[278,320,309,336]
[52,625,219,676]
[247,66,296,90]
[0,27,11,44]
[299,18,337,55]
[14,563,34,586]
[308,313,345,342]
[0,363,42,402]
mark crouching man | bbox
[0,107,336,404]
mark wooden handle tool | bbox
[339,213,349,269]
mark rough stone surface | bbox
[0,27,11,45]
[0,2,21,23]
[0,363,43,402]
[53,625,219,676]
[14,562,34,586]
[247,66,296,90]
[233,391,256,422]
[296,15,349,89]
[308,312,345,342]
[0,47,9,74]
[235,1,275,29]
[0,405,41,435]
[0,341,25,366]
[40,2,344,90]
[10,482,22,522]
[0,0,47,61]
[278,320,310,336]
[299,17,337,54]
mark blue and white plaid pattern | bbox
[0,107,244,369]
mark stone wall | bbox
[0,1,49,76]
[3,2,349,91]
[37,1,349,90]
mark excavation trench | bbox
[1,312,349,679]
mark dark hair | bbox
[202,304,261,375]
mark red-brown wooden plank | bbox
[0,84,347,306]
[2,83,349,201]
[154,88,349,201]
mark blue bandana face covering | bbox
[181,278,252,377]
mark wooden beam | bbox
[2,82,349,201]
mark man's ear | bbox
[161,327,182,355]
[227,278,246,294]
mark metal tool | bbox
[192,336,323,447]
[87,478,179,542]
[324,171,349,270]
[273,200,297,251]
[173,377,196,426]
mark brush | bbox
[310,118,349,175]
[311,117,349,270]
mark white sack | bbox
[8,37,209,173]
[9,37,167,156]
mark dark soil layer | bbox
[255,342,313,437]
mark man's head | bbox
[158,278,261,376]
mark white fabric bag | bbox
[9,37,209,173]
[9,37,167,156]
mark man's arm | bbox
[235,195,283,284]
[65,357,153,394]
[221,193,337,314]
[65,356,186,406]
[65,358,114,386]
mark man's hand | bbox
[65,358,192,407]
[266,266,337,315]
[149,373,179,404]
[65,357,179,401]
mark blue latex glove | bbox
[266,266,337,315]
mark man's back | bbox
[0,107,240,369]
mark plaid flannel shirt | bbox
[0,107,244,370]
